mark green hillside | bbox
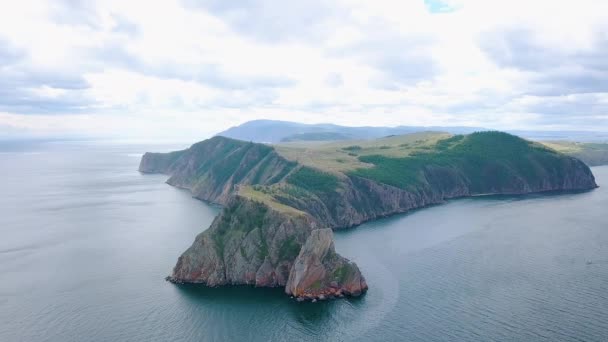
[542,141,608,167]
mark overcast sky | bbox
[1,0,607,140]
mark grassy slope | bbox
[238,185,306,216]
[350,132,570,191]
[271,131,588,193]
[274,132,451,173]
[542,141,608,167]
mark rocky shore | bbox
[140,132,597,301]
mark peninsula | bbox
[140,131,597,301]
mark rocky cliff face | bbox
[168,196,321,288]
[275,155,597,229]
[275,174,464,229]
[285,229,367,301]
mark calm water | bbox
[1,142,607,342]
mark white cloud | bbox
[0,0,606,140]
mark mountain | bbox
[217,120,608,143]
[217,120,484,143]
[280,132,354,142]
[140,131,597,301]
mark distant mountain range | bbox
[217,120,608,143]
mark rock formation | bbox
[166,196,321,288]
[285,229,367,300]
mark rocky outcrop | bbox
[167,196,322,287]
[285,229,367,301]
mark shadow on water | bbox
[172,282,365,325]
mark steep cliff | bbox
[139,136,296,204]
[285,229,367,300]
[143,131,598,300]
[167,195,320,288]
[271,132,598,228]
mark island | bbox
[140,131,598,301]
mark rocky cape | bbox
[141,132,597,301]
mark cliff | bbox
[285,229,367,300]
[166,195,367,299]
[272,132,598,228]
[139,136,296,205]
[167,196,315,287]
[143,131,598,300]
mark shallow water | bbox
[0,141,607,341]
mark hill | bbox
[140,131,597,301]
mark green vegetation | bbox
[286,167,340,194]
[435,134,464,150]
[212,200,269,258]
[209,142,272,185]
[278,237,301,260]
[542,141,608,167]
[332,264,354,283]
[274,131,451,172]
[310,280,322,290]
[351,132,567,191]
[238,186,305,215]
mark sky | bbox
[0,0,607,141]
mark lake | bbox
[1,141,607,341]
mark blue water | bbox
[0,141,607,341]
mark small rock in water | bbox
[312,299,317,303]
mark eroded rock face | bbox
[285,229,367,300]
[168,196,321,287]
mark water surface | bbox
[0,141,607,341]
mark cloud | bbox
[0,0,606,139]
[182,0,339,43]
[479,25,608,95]
[0,37,94,114]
